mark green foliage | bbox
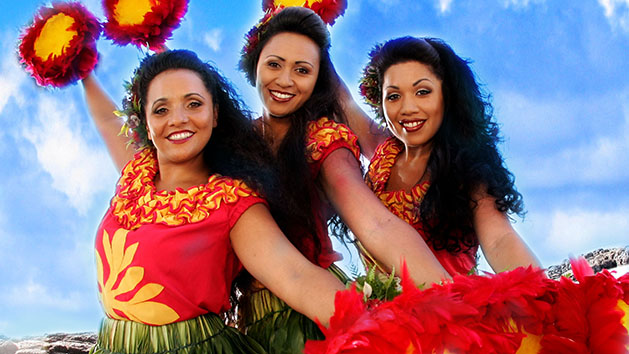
[351,266,401,302]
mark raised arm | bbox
[320,148,451,287]
[82,74,136,171]
[331,66,387,160]
[230,203,345,327]
[474,193,541,272]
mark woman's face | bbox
[382,61,444,150]
[255,32,320,118]
[145,68,218,167]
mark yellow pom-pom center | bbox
[619,299,629,333]
[273,0,321,7]
[114,0,157,26]
[33,13,77,61]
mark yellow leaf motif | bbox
[97,228,180,325]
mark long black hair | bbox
[365,37,525,253]
[131,49,281,210]
[239,7,347,259]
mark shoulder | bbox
[366,137,400,190]
[305,117,361,164]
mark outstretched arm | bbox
[474,193,541,272]
[230,203,345,327]
[82,74,135,171]
[320,148,451,287]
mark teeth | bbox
[271,91,294,100]
[400,121,424,128]
[168,131,193,140]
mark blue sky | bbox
[1,0,628,338]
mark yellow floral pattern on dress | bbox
[111,149,259,230]
[96,227,179,325]
[305,117,360,163]
[366,138,430,225]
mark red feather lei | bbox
[18,2,100,88]
[306,261,629,353]
[102,0,188,50]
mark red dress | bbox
[94,148,266,325]
[365,137,477,276]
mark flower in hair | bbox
[102,0,188,51]
[18,2,101,88]
[118,70,150,150]
[358,43,384,119]
[242,7,282,57]
[262,0,347,25]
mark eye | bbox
[416,88,432,96]
[385,93,400,101]
[296,67,310,75]
[267,61,280,69]
[188,101,202,109]
[153,107,168,115]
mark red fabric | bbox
[95,151,266,324]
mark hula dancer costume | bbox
[91,149,266,354]
[241,117,360,353]
[364,137,477,276]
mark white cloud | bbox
[4,279,87,311]
[21,95,116,215]
[204,28,223,52]
[438,0,454,13]
[0,32,27,114]
[598,0,629,32]
[496,89,629,188]
[502,0,547,8]
[544,208,629,254]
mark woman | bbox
[354,36,540,275]
[236,7,450,351]
[88,49,345,353]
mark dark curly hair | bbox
[239,7,348,260]
[364,37,525,254]
[131,49,281,211]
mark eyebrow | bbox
[150,93,205,110]
[265,55,314,68]
[385,78,431,90]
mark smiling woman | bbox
[354,36,540,276]
[80,49,346,354]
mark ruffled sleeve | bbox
[305,117,361,175]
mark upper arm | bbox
[230,203,343,324]
[337,76,388,159]
[82,74,136,171]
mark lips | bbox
[167,130,194,143]
[399,119,426,132]
[270,90,295,102]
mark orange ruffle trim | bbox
[305,117,360,164]
[111,149,260,230]
[367,138,429,225]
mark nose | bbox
[169,106,189,126]
[400,95,420,116]
[275,68,293,87]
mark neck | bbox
[154,155,211,191]
[262,110,292,153]
[402,141,433,165]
